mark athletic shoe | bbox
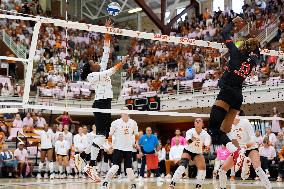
[75,174,79,179]
[55,174,59,179]
[212,172,217,179]
[168,181,175,189]
[36,173,42,179]
[68,175,74,179]
[84,165,101,183]
[160,173,165,178]
[59,174,64,179]
[130,184,136,189]
[241,157,251,180]
[230,176,235,181]
[182,175,189,179]
[50,173,55,179]
[165,174,171,179]
[44,173,49,179]
[101,181,108,189]
[276,176,283,182]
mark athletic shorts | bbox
[183,148,201,161]
[112,149,133,169]
[216,85,243,110]
[245,148,259,157]
[41,148,52,152]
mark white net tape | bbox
[0,12,283,121]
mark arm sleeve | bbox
[73,136,78,149]
[169,148,173,160]
[100,34,111,71]
[138,136,143,146]
[109,121,116,136]
[133,121,139,135]
[222,22,238,56]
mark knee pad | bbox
[196,170,206,180]
[180,158,189,169]
[126,168,135,181]
[49,161,54,173]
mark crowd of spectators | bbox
[0,107,282,181]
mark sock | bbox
[219,169,227,189]
[38,162,44,173]
[66,166,71,175]
[196,170,206,187]
[172,165,186,183]
[90,146,100,162]
[133,161,138,173]
[226,142,237,153]
[45,161,50,174]
[49,161,54,174]
[105,165,119,181]
[59,165,63,174]
[54,163,58,174]
[255,167,271,189]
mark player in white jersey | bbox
[33,124,55,179]
[218,112,271,189]
[101,108,139,189]
[55,133,72,179]
[73,127,88,178]
[169,118,211,189]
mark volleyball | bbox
[107,2,121,16]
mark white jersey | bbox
[63,131,73,149]
[87,132,97,143]
[110,118,138,151]
[34,129,54,149]
[228,119,258,150]
[55,140,70,155]
[73,134,88,152]
[185,128,211,154]
[87,67,116,100]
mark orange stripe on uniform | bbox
[225,40,233,43]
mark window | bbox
[232,0,244,13]
[213,0,224,12]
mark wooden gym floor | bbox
[0,178,283,189]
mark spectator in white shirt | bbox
[157,144,166,177]
[35,112,46,128]
[166,139,184,178]
[265,127,277,146]
[12,114,23,128]
[14,142,33,178]
[259,138,276,177]
[22,112,33,128]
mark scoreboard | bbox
[125,96,160,111]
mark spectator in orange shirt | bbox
[203,8,211,20]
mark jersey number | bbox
[124,129,129,135]
[234,62,251,78]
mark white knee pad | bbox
[46,161,50,172]
[66,166,71,174]
[59,165,63,174]
[126,168,135,181]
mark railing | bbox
[1,29,27,59]
[235,22,252,41]
[255,19,279,47]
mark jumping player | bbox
[218,112,272,189]
[101,107,139,189]
[168,118,211,189]
[207,16,260,159]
